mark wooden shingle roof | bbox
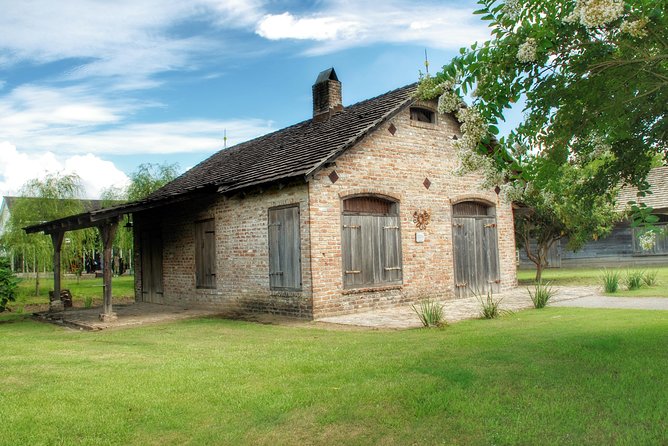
[147,83,417,200]
[23,82,419,235]
[618,166,668,211]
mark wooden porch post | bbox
[98,220,119,322]
[49,231,65,313]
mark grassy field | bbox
[518,266,668,297]
[1,308,667,445]
[9,275,135,311]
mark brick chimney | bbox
[312,68,343,122]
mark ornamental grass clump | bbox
[642,270,658,287]
[528,282,555,309]
[476,290,505,319]
[411,299,446,328]
[601,269,620,293]
[625,270,645,291]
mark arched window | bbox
[452,201,495,217]
[341,196,402,288]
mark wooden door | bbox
[140,231,163,303]
[452,215,500,298]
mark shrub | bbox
[528,282,555,309]
[476,290,504,319]
[83,295,94,309]
[625,270,645,291]
[642,270,658,287]
[600,269,620,293]
[411,299,446,328]
[0,256,19,313]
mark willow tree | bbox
[98,162,181,275]
[1,174,85,295]
[127,162,180,201]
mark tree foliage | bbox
[514,160,620,280]
[0,174,86,295]
[420,0,666,204]
[417,0,665,264]
[127,162,180,201]
[0,256,19,312]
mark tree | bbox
[512,160,620,281]
[127,162,180,201]
[0,174,85,295]
[0,256,19,313]
[419,0,666,217]
[98,162,180,275]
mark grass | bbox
[518,266,668,297]
[9,275,135,309]
[2,309,666,445]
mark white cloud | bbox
[26,119,275,156]
[0,84,127,142]
[0,0,265,84]
[257,12,361,41]
[255,1,488,53]
[0,142,129,198]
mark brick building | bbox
[131,68,517,318]
[26,68,517,319]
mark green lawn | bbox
[1,308,667,445]
[10,275,135,310]
[518,266,668,297]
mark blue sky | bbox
[0,0,495,199]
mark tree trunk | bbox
[34,257,40,296]
[535,262,543,282]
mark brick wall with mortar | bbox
[133,184,313,317]
[132,100,516,320]
[307,100,517,317]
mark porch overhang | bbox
[22,190,210,319]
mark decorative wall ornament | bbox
[328,170,339,184]
[412,209,431,230]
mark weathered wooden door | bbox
[140,231,163,303]
[452,202,500,298]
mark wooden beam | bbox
[49,231,65,313]
[98,219,119,322]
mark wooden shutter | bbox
[195,219,216,288]
[342,215,363,288]
[382,215,402,283]
[268,206,301,290]
[342,214,402,288]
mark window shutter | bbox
[342,215,363,287]
[195,219,216,288]
[382,215,402,283]
[268,206,301,290]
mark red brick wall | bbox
[307,101,517,317]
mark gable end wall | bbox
[307,102,517,317]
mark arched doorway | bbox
[452,201,500,298]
